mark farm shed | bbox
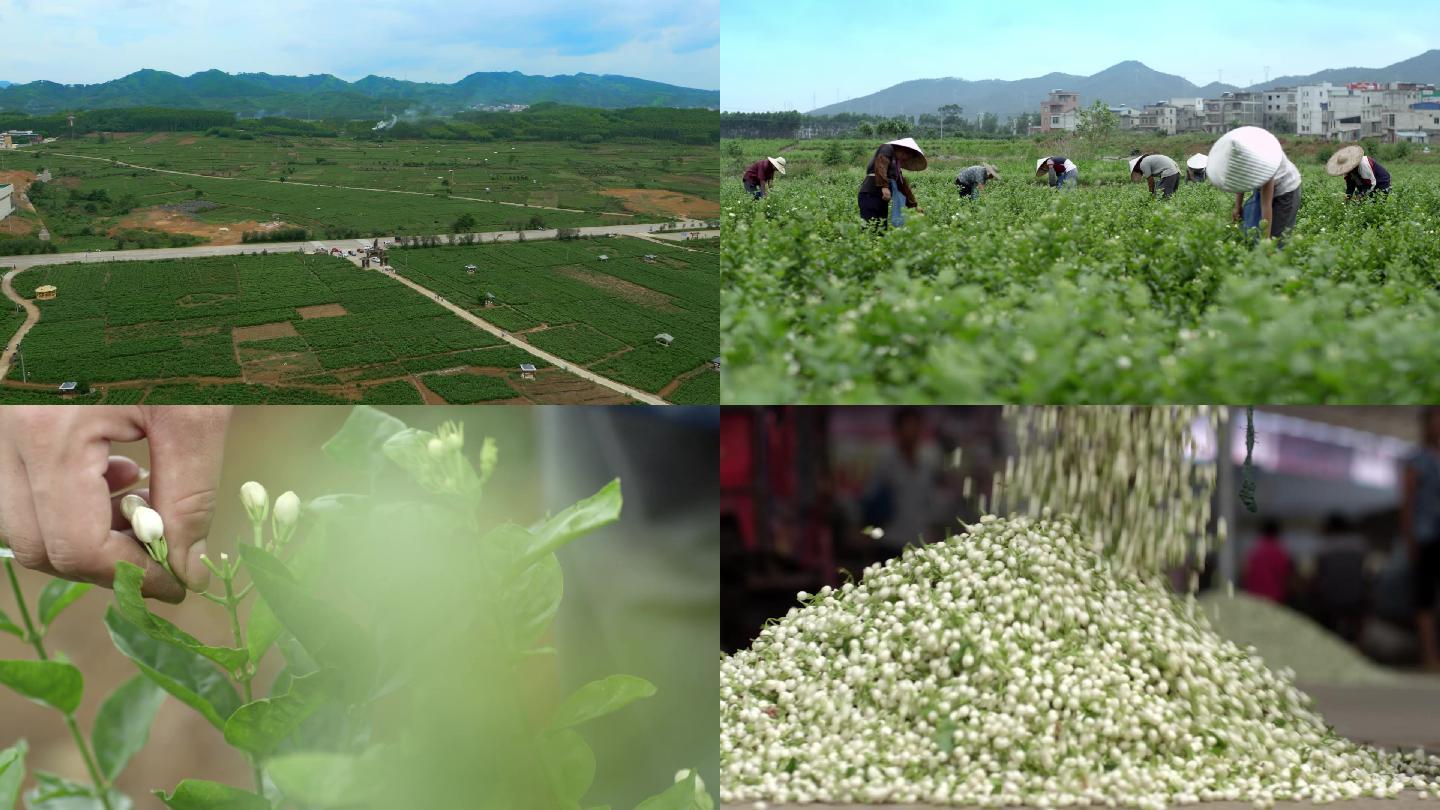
[519,363,537,380]
[57,381,79,394]
[483,292,497,306]
[655,333,674,347]
[710,357,721,370]
[34,285,57,301]
[598,255,610,261]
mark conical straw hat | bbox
[1326,145,1364,176]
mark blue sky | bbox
[0,0,718,89]
[723,0,1436,111]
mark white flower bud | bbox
[240,481,268,523]
[130,506,165,546]
[274,491,300,530]
[120,493,147,521]
[427,437,446,459]
[443,432,463,451]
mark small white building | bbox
[0,183,11,222]
[655,333,674,347]
[519,363,537,380]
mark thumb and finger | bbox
[142,406,232,594]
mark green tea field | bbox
[0,132,718,253]
[722,136,1440,403]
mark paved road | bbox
[43,150,637,217]
[0,220,715,270]
[0,269,40,381]
[358,259,669,405]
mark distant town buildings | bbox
[472,104,530,113]
[1030,81,1438,142]
[1,130,41,149]
[1039,90,1079,132]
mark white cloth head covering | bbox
[1127,156,1142,173]
[885,138,927,170]
[1206,126,1284,193]
[1186,153,1208,170]
[768,156,787,175]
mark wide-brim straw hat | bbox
[1326,145,1364,176]
[1186,153,1208,170]
[768,156,787,175]
[984,163,1000,180]
[885,138,927,171]
[1206,126,1284,193]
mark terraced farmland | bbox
[0,252,648,404]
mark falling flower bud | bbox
[240,481,269,523]
[130,506,165,546]
[427,437,446,459]
[120,493,147,521]
[274,491,300,531]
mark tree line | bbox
[722,109,1045,139]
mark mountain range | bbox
[807,49,1440,118]
[0,69,718,119]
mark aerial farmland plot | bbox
[0,249,705,404]
[387,236,719,398]
[0,132,718,252]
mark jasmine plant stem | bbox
[220,566,264,794]
[4,559,115,810]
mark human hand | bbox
[0,407,231,601]
[881,187,891,202]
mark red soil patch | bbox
[177,137,199,146]
[296,303,348,320]
[113,207,294,246]
[599,188,720,219]
[141,134,169,145]
[232,321,299,343]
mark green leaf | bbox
[548,674,655,732]
[523,479,622,565]
[92,675,166,781]
[0,739,27,810]
[155,779,269,810]
[103,607,240,730]
[322,406,406,467]
[266,749,386,807]
[0,660,82,713]
[111,562,248,673]
[24,771,132,810]
[635,771,707,810]
[37,580,92,627]
[507,553,562,653]
[223,672,330,759]
[238,546,375,693]
[0,607,26,639]
[541,729,594,807]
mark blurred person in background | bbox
[1242,518,1291,603]
[1312,513,1369,642]
[742,155,786,199]
[1205,126,1301,246]
[1185,153,1208,183]
[545,407,719,807]
[1402,406,1440,670]
[861,408,945,550]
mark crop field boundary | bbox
[42,150,637,219]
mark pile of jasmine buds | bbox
[721,516,1440,809]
